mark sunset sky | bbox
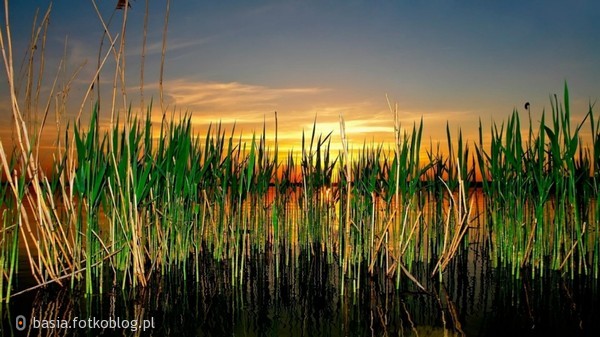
[2,0,600,169]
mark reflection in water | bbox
[1,247,598,336]
[1,187,599,336]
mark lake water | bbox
[1,189,599,336]
[1,245,599,336]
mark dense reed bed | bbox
[1,1,599,303]
[476,86,600,279]
[1,85,599,302]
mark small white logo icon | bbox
[16,315,26,331]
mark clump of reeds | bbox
[476,83,599,279]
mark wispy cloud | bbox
[159,79,327,120]
[140,37,211,56]
[137,78,480,153]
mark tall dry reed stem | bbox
[0,0,78,291]
[339,114,352,283]
[431,159,472,277]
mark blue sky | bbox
[2,0,600,158]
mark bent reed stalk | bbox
[1,1,599,302]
